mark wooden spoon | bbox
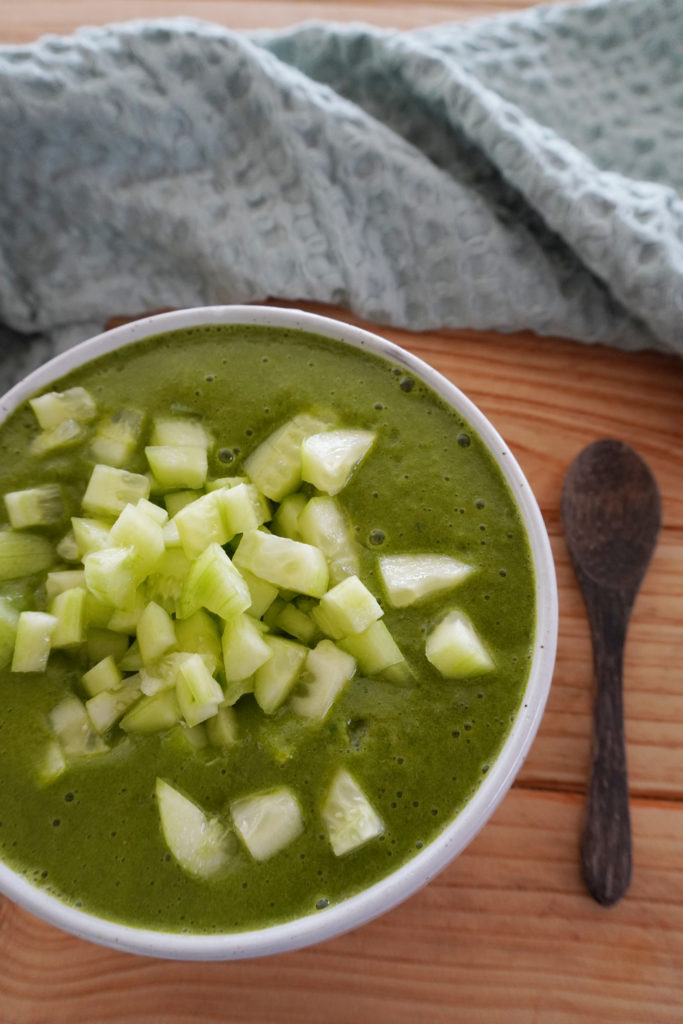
[561,439,661,906]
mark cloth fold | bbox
[1,0,682,389]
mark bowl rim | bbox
[0,305,558,959]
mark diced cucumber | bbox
[222,613,272,684]
[301,428,375,495]
[90,408,145,467]
[29,387,96,429]
[272,492,307,541]
[253,635,307,714]
[173,490,230,560]
[338,619,406,678]
[82,655,123,698]
[164,490,203,518]
[4,484,65,529]
[425,610,495,677]
[136,601,177,665]
[321,768,384,856]
[290,640,355,720]
[11,611,57,672]
[230,787,303,861]
[45,570,87,600]
[86,627,130,665]
[135,498,168,526]
[240,568,278,619]
[206,705,239,747]
[156,778,233,878]
[71,517,111,557]
[86,681,140,733]
[31,418,88,457]
[378,554,474,608]
[50,587,86,648]
[177,543,251,621]
[0,597,18,670]
[35,739,67,786]
[120,689,181,734]
[106,590,146,633]
[82,465,150,518]
[297,496,359,584]
[83,547,138,610]
[84,591,115,629]
[118,639,143,672]
[47,694,108,757]
[233,530,329,599]
[244,412,333,501]
[151,417,211,449]
[273,603,318,645]
[313,575,383,639]
[223,675,255,707]
[176,653,224,727]
[143,547,192,615]
[109,503,165,580]
[175,609,222,674]
[145,445,208,490]
[0,530,55,581]
[55,530,80,563]
[216,483,263,538]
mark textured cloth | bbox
[1,0,682,390]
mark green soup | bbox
[0,324,535,933]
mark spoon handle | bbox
[579,577,632,906]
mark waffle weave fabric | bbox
[0,0,681,386]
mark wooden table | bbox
[2,3,682,1022]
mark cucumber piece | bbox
[47,694,108,757]
[56,530,80,563]
[11,611,57,672]
[164,489,203,518]
[378,554,474,608]
[31,418,88,457]
[176,653,224,727]
[223,675,255,707]
[253,635,307,714]
[86,627,130,665]
[425,610,495,678]
[4,484,65,529]
[50,586,86,648]
[240,568,278,619]
[271,492,307,541]
[36,739,67,787]
[135,498,168,526]
[45,569,87,601]
[29,387,96,429]
[297,496,359,584]
[84,591,115,629]
[156,778,233,879]
[206,705,238,747]
[136,600,177,665]
[177,543,251,621]
[118,639,143,672]
[151,417,211,449]
[244,412,333,501]
[0,598,18,670]
[86,680,141,733]
[0,530,55,581]
[82,465,150,518]
[143,547,192,615]
[71,517,112,557]
[82,655,123,697]
[173,490,230,560]
[120,688,181,734]
[230,787,303,861]
[273,603,318,645]
[109,503,165,580]
[216,483,263,538]
[90,407,145,467]
[175,609,222,674]
[338,619,406,678]
[145,445,208,490]
[233,530,329,599]
[83,547,139,610]
[222,612,272,684]
[321,769,384,856]
[106,589,146,634]
[313,575,383,639]
[301,429,375,495]
[290,640,355,720]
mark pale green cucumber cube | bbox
[205,475,249,491]
[146,445,208,490]
[290,639,355,720]
[206,705,239,747]
[118,639,143,672]
[261,595,288,631]
[338,619,406,677]
[301,429,376,495]
[233,530,328,598]
[120,688,181,734]
[253,635,307,714]
[83,547,139,610]
[176,653,224,727]
[378,554,474,608]
[47,693,108,757]
[156,778,233,879]
[151,417,211,449]
[45,570,87,600]
[177,543,251,621]
[90,408,145,467]
[86,627,129,665]
[144,547,192,615]
[135,498,168,526]
[82,465,150,518]
[297,496,359,584]
[216,483,260,537]
[164,489,203,518]
[30,387,96,429]
[71,517,112,557]
[109,503,165,579]
[322,768,384,856]
[162,519,181,548]
[174,490,230,559]
[137,600,177,665]
[86,681,141,733]
[50,587,86,648]
[31,418,88,457]
[222,613,272,684]
[11,611,57,672]
[230,787,303,861]
[273,603,318,645]
[4,484,65,529]
[0,530,55,581]
[272,492,307,541]
[240,568,279,619]
[56,530,80,563]
[314,575,383,639]
[106,589,146,633]
[82,655,123,697]
[36,739,67,786]
[425,610,495,678]
[0,598,18,670]
[223,675,255,707]
[244,412,333,501]
[175,609,222,673]
[84,591,115,629]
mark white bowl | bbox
[0,306,558,959]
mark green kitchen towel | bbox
[1,0,682,389]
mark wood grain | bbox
[2,1,683,1021]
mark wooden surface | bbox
[2,2,682,1023]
